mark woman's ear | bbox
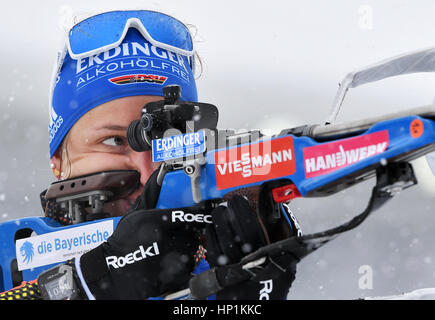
[50,150,62,180]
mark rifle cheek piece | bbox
[45,170,141,224]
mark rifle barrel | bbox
[311,105,435,140]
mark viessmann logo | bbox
[303,130,389,178]
[214,136,296,190]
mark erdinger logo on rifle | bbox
[303,130,389,178]
[109,74,168,85]
[214,136,296,190]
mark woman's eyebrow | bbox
[97,125,128,132]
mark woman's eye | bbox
[102,136,126,147]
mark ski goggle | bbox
[49,10,197,118]
[66,10,195,60]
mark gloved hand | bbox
[38,165,212,300]
[76,201,211,299]
[127,164,163,211]
[190,194,301,300]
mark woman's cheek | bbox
[67,153,133,178]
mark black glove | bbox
[77,202,211,299]
[191,194,301,300]
[128,164,163,211]
[74,164,209,299]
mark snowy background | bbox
[1,0,435,299]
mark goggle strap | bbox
[48,42,68,119]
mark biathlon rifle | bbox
[1,47,435,296]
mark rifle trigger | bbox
[272,184,301,203]
[184,159,205,203]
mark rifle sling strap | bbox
[241,185,393,264]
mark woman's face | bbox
[52,95,163,216]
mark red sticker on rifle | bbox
[303,130,389,179]
[214,136,296,190]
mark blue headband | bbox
[49,28,197,158]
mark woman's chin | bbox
[104,198,135,217]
